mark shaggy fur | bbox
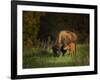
[52,30,77,56]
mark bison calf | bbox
[64,42,76,56]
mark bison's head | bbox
[52,44,68,56]
[52,45,62,57]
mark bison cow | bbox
[52,30,77,56]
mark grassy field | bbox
[23,44,89,68]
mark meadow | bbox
[23,44,89,68]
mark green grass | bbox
[23,44,89,68]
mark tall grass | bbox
[23,44,89,68]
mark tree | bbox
[23,11,45,48]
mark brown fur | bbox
[64,42,76,56]
[55,30,77,48]
[53,30,77,56]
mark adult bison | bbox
[52,30,77,56]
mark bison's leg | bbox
[69,50,72,56]
[75,43,76,56]
[72,43,76,56]
[62,50,66,56]
[71,47,76,56]
[61,46,67,56]
[68,49,73,56]
[72,50,74,56]
[66,48,70,55]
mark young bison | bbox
[63,42,76,56]
[52,30,77,56]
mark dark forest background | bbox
[23,11,89,48]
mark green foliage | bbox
[23,11,45,48]
[23,44,89,68]
[23,11,89,48]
